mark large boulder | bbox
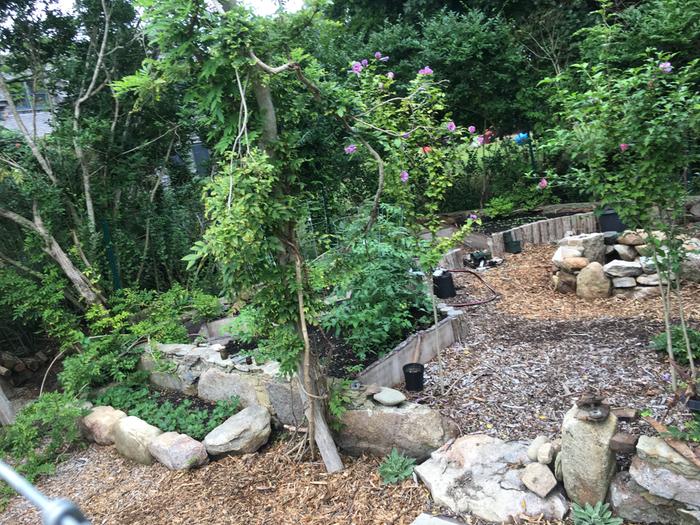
[576,262,611,299]
[552,246,583,268]
[560,406,617,506]
[265,380,305,427]
[603,260,643,278]
[561,257,589,272]
[617,230,645,246]
[613,286,661,300]
[636,436,700,480]
[559,233,605,264]
[415,435,568,523]
[81,405,126,445]
[612,277,636,288]
[197,367,262,407]
[113,416,163,465]
[609,471,700,525]
[337,402,457,460]
[683,252,700,283]
[203,405,271,456]
[613,244,638,261]
[630,455,700,508]
[148,431,208,470]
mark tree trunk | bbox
[0,382,15,425]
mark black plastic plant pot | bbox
[433,272,456,299]
[403,363,425,392]
[505,240,522,254]
[598,208,627,232]
[687,397,700,413]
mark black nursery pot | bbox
[403,363,425,392]
[433,272,456,299]
[687,397,700,413]
[598,208,627,232]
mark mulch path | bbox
[409,243,700,442]
[0,441,428,525]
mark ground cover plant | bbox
[93,384,240,440]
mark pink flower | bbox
[659,61,673,73]
[619,143,630,152]
[469,213,478,220]
[387,71,395,80]
[400,171,409,183]
[446,121,456,132]
[467,125,476,134]
[374,51,382,59]
[344,144,357,154]
[421,146,432,154]
[351,62,363,75]
[361,59,368,66]
[538,178,548,189]
[418,66,433,75]
[476,135,484,146]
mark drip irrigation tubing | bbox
[445,268,500,307]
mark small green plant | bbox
[378,448,416,484]
[328,380,352,432]
[571,502,623,525]
[665,415,700,443]
[652,326,700,365]
[483,195,515,219]
[93,384,239,440]
[0,393,88,504]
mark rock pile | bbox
[552,230,700,299]
[415,434,568,523]
[81,403,271,470]
[610,436,700,524]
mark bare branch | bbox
[249,50,296,75]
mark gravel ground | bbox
[405,305,677,440]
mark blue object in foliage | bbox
[514,132,529,145]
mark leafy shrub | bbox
[59,334,144,395]
[651,326,700,365]
[572,502,622,525]
[59,284,223,395]
[317,207,431,360]
[483,195,515,218]
[0,393,88,502]
[378,448,415,484]
[93,384,239,440]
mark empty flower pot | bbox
[403,363,425,392]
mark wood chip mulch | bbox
[1,442,428,525]
[410,244,700,440]
[471,244,700,322]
